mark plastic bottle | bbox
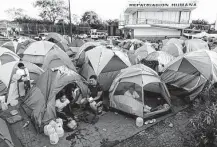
[136,117,144,127]
[49,132,59,145]
[55,125,64,138]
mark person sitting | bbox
[80,75,103,115]
[55,91,72,122]
[16,63,31,95]
[124,86,140,100]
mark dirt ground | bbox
[114,107,197,147]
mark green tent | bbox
[22,69,88,132]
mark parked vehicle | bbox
[34,33,48,40]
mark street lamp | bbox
[68,0,73,42]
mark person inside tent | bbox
[64,83,81,107]
[55,90,74,123]
[16,63,31,95]
[81,75,103,115]
[124,86,140,100]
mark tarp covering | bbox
[161,50,217,100]
[23,69,88,131]
[183,39,209,53]
[0,47,20,65]
[45,32,69,51]
[109,64,171,117]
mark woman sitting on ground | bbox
[55,90,74,123]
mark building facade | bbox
[119,0,198,40]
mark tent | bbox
[165,38,184,46]
[109,64,171,118]
[45,32,69,51]
[161,42,184,57]
[161,50,217,100]
[22,69,88,131]
[17,39,36,55]
[0,118,22,147]
[75,42,102,67]
[80,46,132,91]
[22,41,76,72]
[0,61,44,104]
[0,47,20,65]
[183,39,209,53]
[119,39,144,50]
[1,41,23,53]
[18,36,35,43]
[145,51,175,72]
[134,43,156,63]
[70,39,85,47]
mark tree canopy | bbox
[5,8,28,20]
[34,0,68,24]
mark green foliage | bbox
[34,0,68,23]
[5,8,27,20]
[190,19,210,30]
[187,83,217,147]
[81,11,104,29]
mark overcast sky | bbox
[0,0,217,23]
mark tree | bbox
[106,19,119,26]
[34,0,68,24]
[5,8,28,20]
[81,11,102,29]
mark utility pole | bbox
[68,0,73,42]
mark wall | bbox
[137,11,190,23]
[133,27,181,38]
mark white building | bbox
[119,0,198,39]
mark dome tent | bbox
[75,41,102,67]
[0,61,44,104]
[161,50,217,100]
[161,42,183,57]
[0,47,20,65]
[22,69,88,132]
[183,39,209,53]
[80,45,132,91]
[134,43,156,63]
[145,51,175,72]
[109,64,171,118]
[45,32,70,51]
[1,41,24,53]
[22,41,76,72]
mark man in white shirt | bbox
[124,86,140,99]
[16,63,30,95]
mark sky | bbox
[0,0,217,23]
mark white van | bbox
[91,32,99,40]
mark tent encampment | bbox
[45,32,69,51]
[145,51,175,72]
[183,39,209,53]
[0,61,44,104]
[0,47,20,65]
[109,64,171,118]
[161,50,217,100]
[22,69,88,132]
[80,45,131,91]
[22,41,76,72]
